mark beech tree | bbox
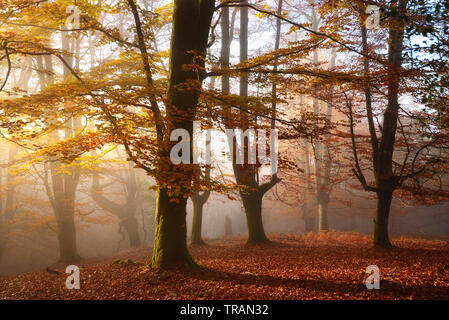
[321,0,449,247]
[91,160,142,248]
[190,166,211,246]
[0,0,216,268]
[0,145,18,263]
[218,0,282,243]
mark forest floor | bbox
[0,232,448,300]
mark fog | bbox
[1,0,448,281]
[1,147,447,277]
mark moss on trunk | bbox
[151,187,196,268]
[149,0,215,268]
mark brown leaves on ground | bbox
[1,232,448,300]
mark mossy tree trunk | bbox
[148,0,215,268]
[0,145,18,264]
[152,187,195,268]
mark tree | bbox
[91,160,142,248]
[335,0,449,247]
[190,166,211,246]
[147,0,215,267]
[0,0,216,268]
[0,144,18,263]
[49,30,82,262]
[306,3,335,232]
[221,0,282,243]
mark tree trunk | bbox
[0,163,5,261]
[374,190,393,247]
[152,187,195,268]
[190,93,211,247]
[310,7,326,232]
[49,29,82,263]
[304,215,316,233]
[242,192,268,243]
[224,216,232,236]
[191,198,205,246]
[0,82,24,263]
[220,6,230,93]
[55,207,80,262]
[301,135,314,231]
[317,191,329,232]
[190,168,210,246]
[91,164,141,248]
[53,153,81,262]
[52,128,81,262]
[239,1,248,97]
[230,0,278,243]
[317,50,335,233]
[150,0,215,268]
[121,216,141,247]
[373,0,406,247]
[0,241,5,265]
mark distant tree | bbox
[190,166,211,246]
[223,0,282,243]
[91,160,142,248]
[0,145,18,263]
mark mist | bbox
[0,0,448,303]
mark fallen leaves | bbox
[0,232,448,300]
